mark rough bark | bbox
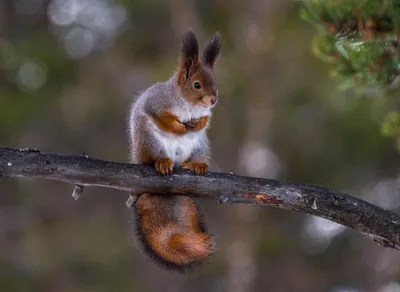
[0,146,399,249]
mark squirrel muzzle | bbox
[203,94,218,108]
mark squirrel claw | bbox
[181,162,208,175]
[184,119,199,129]
[155,158,174,175]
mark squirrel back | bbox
[128,29,221,272]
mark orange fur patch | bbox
[137,145,155,165]
[181,161,208,175]
[177,57,199,86]
[133,194,214,271]
[176,197,203,233]
[184,116,209,132]
[150,110,187,135]
[155,157,174,175]
[168,232,214,262]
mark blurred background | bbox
[1,0,400,291]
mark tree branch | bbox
[0,146,399,250]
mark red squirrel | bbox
[128,29,221,272]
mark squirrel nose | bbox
[210,95,217,105]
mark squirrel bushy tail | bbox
[133,193,215,272]
[128,29,220,272]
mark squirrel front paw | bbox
[174,122,188,135]
[183,119,199,129]
[155,158,174,175]
[183,116,209,132]
[181,161,208,175]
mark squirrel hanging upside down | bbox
[128,29,221,272]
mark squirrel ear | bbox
[178,29,199,82]
[181,29,199,61]
[202,32,220,69]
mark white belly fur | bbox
[148,104,209,165]
[148,121,203,166]
[156,130,200,165]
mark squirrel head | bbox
[176,30,221,109]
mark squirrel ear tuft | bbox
[202,32,220,69]
[178,29,200,84]
[181,29,199,62]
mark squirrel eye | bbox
[193,81,201,89]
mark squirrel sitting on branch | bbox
[128,29,221,272]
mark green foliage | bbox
[301,0,400,154]
[382,111,400,137]
[381,111,400,152]
[301,0,400,91]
